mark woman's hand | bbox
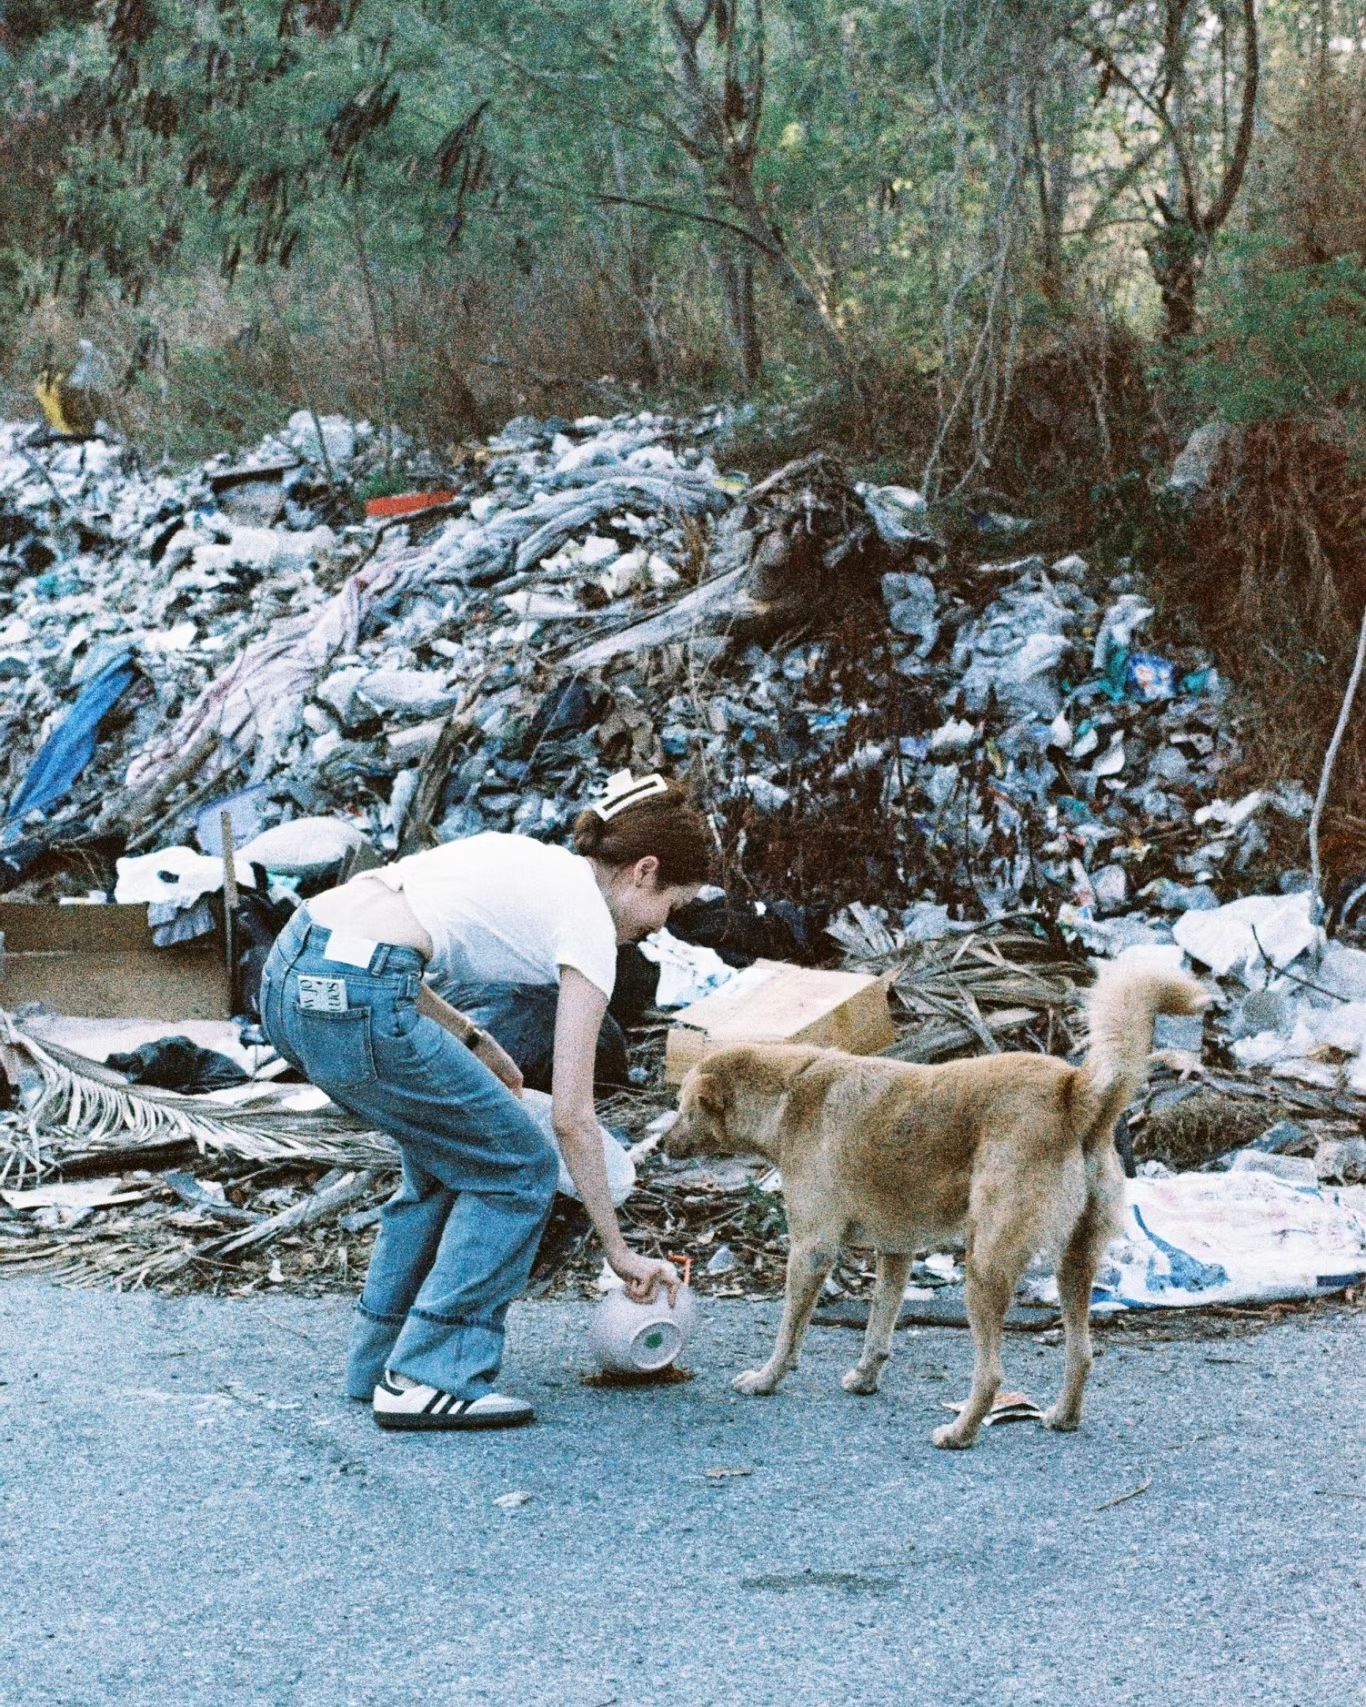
[473,1031,523,1096]
[609,1248,680,1306]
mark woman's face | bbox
[606,858,701,943]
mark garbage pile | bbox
[0,401,1363,1303]
[0,404,1323,919]
[0,408,739,864]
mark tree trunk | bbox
[663,0,858,389]
[713,243,762,391]
[610,130,666,388]
[1151,226,1201,341]
[726,171,857,385]
[1024,24,1083,303]
[1152,0,1259,343]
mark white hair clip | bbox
[592,770,670,821]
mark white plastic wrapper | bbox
[1172,891,1321,984]
[637,926,737,1009]
[114,846,228,907]
[1026,1171,1366,1312]
[236,815,365,876]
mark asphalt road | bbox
[1,1280,1362,1707]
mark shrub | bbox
[1185,242,1366,440]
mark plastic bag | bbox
[522,1087,635,1206]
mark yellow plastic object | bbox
[35,372,77,437]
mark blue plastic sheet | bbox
[1090,1173,1366,1310]
[3,650,137,825]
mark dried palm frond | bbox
[0,1224,199,1290]
[825,901,901,962]
[894,927,1081,1009]
[831,924,1084,1062]
[0,1164,391,1291]
[0,1014,398,1187]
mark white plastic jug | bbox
[588,1284,698,1374]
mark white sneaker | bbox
[372,1373,535,1431]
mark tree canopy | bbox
[2,1,1364,484]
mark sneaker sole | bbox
[373,1408,536,1432]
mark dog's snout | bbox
[661,1109,695,1157]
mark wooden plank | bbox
[0,902,231,1019]
[0,950,232,1020]
[665,960,895,1083]
[0,902,155,953]
[220,811,240,1015]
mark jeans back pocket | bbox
[295,1005,377,1091]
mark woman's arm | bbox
[553,967,677,1304]
[417,981,523,1094]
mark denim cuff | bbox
[387,1314,505,1402]
[345,1306,404,1400]
[356,1298,407,1326]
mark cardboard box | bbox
[0,902,232,1021]
[664,959,896,1084]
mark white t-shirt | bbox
[370,832,618,999]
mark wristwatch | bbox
[463,1024,486,1052]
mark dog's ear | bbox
[693,1071,729,1123]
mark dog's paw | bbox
[931,1423,974,1451]
[841,1366,881,1396]
[1042,1405,1081,1433]
[732,1368,777,1397]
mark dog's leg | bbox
[1044,1198,1107,1432]
[842,1252,912,1395]
[733,1238,835,1397]
[932,1258,1013,1450]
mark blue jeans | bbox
[435,979,629,1093]
[259,908,559,1401]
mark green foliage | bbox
[1,0,1359,495]
[356,467,419,501]
[1186,241,1366,436]
[1,0,98,51]
[1087,466,1192,581]
[149,342,295,464]
[0,0,1087,375]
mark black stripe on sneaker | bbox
[423,1391,444,1415]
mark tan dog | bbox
[664,959,1209,1448]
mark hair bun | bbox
[570,784,714,886]
[572,809,606,855]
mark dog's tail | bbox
[1067,958,1210,1150]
